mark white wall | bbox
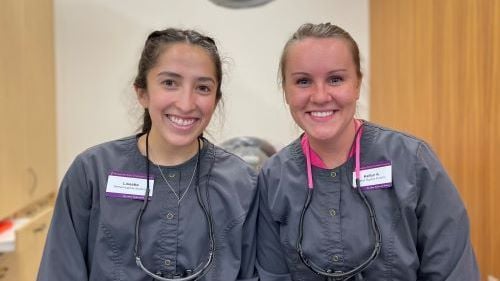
[55,0,370,180]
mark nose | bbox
[310,83,332,104]
[175,87,196,112]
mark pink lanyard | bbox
[304,120,363,189]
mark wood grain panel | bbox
[371,0,499,279]
[487,0,500,276]
[0,0,56,218]
[0,0,29,217]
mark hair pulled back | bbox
[279,23,362,86]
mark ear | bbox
[355,76,362,100]
[135,85,149,109]
[282,83,290,105]
[284,91,291,105]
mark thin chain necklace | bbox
[156,159,197,204]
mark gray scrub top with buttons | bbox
[257,122,479,281]
[37,135,258,281]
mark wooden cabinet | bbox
[0,207,53,281]
[0,0,56,218]
[0,0,56,279]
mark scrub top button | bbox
[166,212,175,220]
[332,255,342,262]
[329,209,337,217]
[330,171,337,178]
[164,259,171,266]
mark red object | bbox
[0,220,14,234]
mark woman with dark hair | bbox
[38,28,258,281]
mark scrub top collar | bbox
[288,120,379,175]
[129,133,213,171]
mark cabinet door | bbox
[0,0,56,218]
[0,0,28,217]
[0,252,16,281]
[0,0,7,213]
[0,207,53,281]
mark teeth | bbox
[168,115,196,126]
[311,111,333,117]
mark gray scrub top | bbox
[257,122,479,281]
[37,135,258,281]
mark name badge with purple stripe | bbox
[105,171,154,200]
[352,161,392,191]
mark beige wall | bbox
[55,0,370,180]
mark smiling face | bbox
[283,37,361,145]
[136,42,218,149]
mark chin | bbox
[307,130,341,143]
[164,133,201,148]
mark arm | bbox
[256,171,292,281]
[37,157,91,281]
[415,143,480,281]
[237,175,259,281]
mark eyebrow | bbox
[157,71,182,79]
[327,69,348,74]
[290,69,348,76]
[197,77,216,84]
[290,72,309,76]
[157,71,216,84]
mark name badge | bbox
[105,171,154,200]
[352,161,392,191]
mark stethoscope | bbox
[134,132,215,280]
[296,122,382,281]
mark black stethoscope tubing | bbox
[296,123,382,281]
[134,132,215,281]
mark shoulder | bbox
[204,141,258,191]
[362,122,431,157]
[258,137,304,189]
[364,122,426,146]
[212,144,256,176]
[73,135,139,165]
[68,135,139,175]
[363,122,448,198]
[261,137,302,172]
[205,142,258,211]
[77,135,138,160]
[362,121,442,176]
[213,144,254,169]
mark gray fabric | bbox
[256,122,479,281]
[37,135,258,281]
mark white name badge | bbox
[105,171,154,200]
[352,161,392,190]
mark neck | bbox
[308,119,357,169]
[138,130,199,166]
